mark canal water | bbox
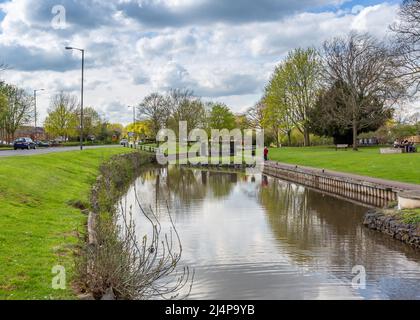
[121,166,420,300]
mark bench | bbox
[336,144,349,151]
[380,148,403,154]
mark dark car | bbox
[36,141,50,148]
[14,137,37,150]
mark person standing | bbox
[264,147,269,161]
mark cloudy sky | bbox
[0,0,407,124]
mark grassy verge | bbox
[269,146,420,184]
[0,147,133,300]
[399,209,420,225]
[380,208,420,226]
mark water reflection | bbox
[123,166,420,300]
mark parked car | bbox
[14,137,36,150]
[36,141,51,148]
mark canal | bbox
[120,165,420,300]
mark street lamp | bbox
[33,89,44,141]
[128,105,136,148]
[65,46,85,151]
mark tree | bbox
[0,63,7,75]
[246,101,265,129]
[208,103,236,130]
[309,82,392,144]
[79,107,102,141]
[279,48,322,146]
[0,83,33,143]
[0,88,8,143]
[125,121,153,140]
[264,65,295,146]
[166,89,206,133]
[138,93,169,140]
[322,32,406,150]
[235,114,251,132]
[391,0,420,93]
[44,92,78,141]
[106,123,124,141]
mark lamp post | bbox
[65,46,85,150]
[128,105,136,148]
[33,89,44,141]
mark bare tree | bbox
[166,88,206,133]
[138,92,170,141]
[0,86,7,143]
[391,0,420,93]
[246,101,265,129]
[322,32,406,150]
[0,63,8,74]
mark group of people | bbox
[394,140,417,153]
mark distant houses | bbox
[13,126,48,141]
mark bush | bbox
[76,152,193,300]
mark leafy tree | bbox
[79,107,102,141]
[107,123,124,141]
[264,65,295,146]
[391,123,419,139]
[125,121,153,140]
[0,82,33,142]
[208,103,236,130]
[280,48,322,146]
[235,114,251,132]
[44,92,78,141]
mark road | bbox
[0,145,123,158]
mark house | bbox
[14,126,48,141]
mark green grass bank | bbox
[0,147,133,300]
[269,146,420,184]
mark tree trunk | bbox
[352,120,358,151]
[303,128,311,147]
[287,130,292,147]
[276,129,281,148]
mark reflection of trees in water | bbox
[208,171,237,199]
[257,179,313,264]
[258,176,420,278]
[137,167,239,215]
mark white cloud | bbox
[0,1,404,125]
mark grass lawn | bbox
[269,146,420,184]
[0,147,133,300]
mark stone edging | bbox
[364,210,420,249]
